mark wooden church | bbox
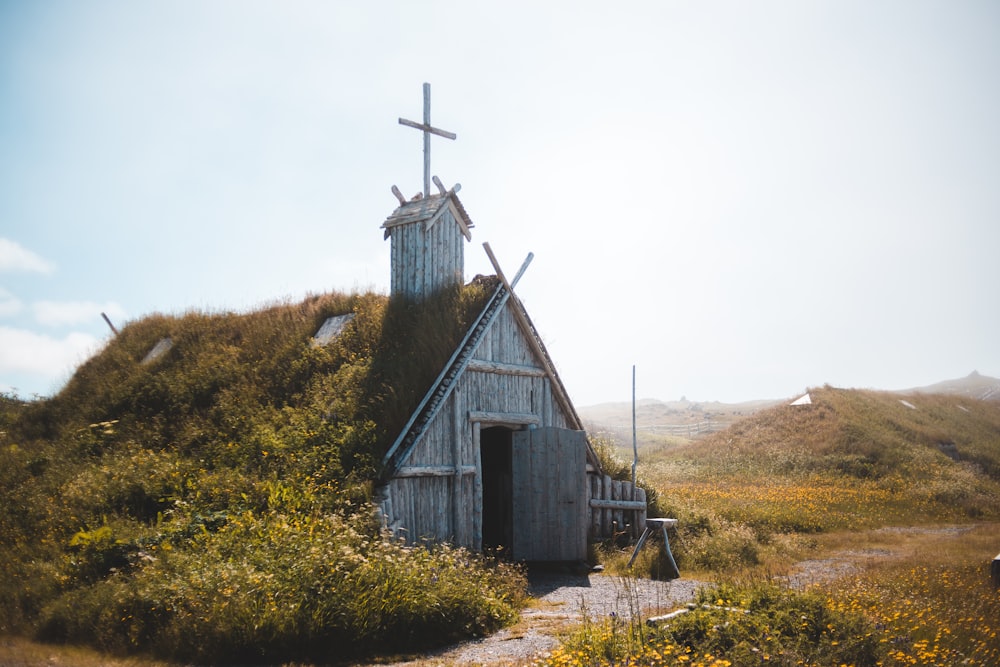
[374,183,622,562]
[374,86,647,562]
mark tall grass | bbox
[33,510,526,663]
[824,525,1000,666]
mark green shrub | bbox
[662,581,883,666]
[36,510,527,663]
[543,580,883,667]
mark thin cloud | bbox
[33,300,126,327]
[0,238,55,274]
[0,326,100,378]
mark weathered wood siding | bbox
[388,207,465,300]
[383,298,577,554]
[589,476,647,540]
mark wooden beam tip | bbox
[391,185,406,205]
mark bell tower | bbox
[382,83,471,301]
[381,184,473,300]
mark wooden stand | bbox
[627,517,680,578]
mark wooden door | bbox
[511,427,587,561]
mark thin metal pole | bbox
[422,82,431,197]
[632,365,638,497]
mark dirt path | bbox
[783,524,978,589]
[371,525,984,666]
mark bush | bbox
[36,509,527,663]
[542,580,883,667]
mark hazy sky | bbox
[2,1,998,405]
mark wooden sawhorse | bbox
[627,517,680,578]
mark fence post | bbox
[602,475,613,538]
[992,553,1000,589]
[611,479,622,536]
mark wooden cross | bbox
[399,82,456,197]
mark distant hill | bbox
[638,384,1000,535]
[580,397,781,442]
[581,372,1000,443]
[904,370,1000,401]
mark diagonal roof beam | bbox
[482,243,586,434]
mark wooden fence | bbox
[588,474,647,540]
[595,421,725,441]
[646,421,724,437]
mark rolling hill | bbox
[905,370,1000,400]
[580,371,1000,444]
[639,384,1000,540]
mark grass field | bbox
[5,523,997,667]
[537,386,1000,666]
[824,525,999,666]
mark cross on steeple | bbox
[399,82,456,197]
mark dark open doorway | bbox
[480,426,513,557]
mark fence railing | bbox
[588,474,646,540]
[595,421,725,440]
[643,421,724,436]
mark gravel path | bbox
[369,571,703,666]
[368,526,981,666]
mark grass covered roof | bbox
[13,280,498,489]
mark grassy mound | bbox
[0,282,529,662]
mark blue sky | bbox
[2,0,998,405]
